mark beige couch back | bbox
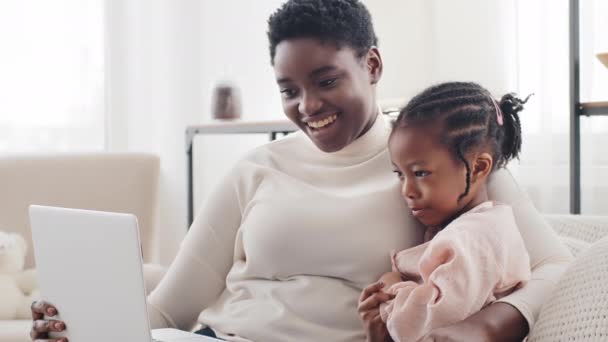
[0,153,160,268]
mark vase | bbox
[211,83,241,120]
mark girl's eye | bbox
[319,78,337,87]
[392,170,403,179]
[414,170,430,177]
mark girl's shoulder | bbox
[440,201,517,238]
[462,201,513,219]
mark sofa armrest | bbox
[143,263,167,295]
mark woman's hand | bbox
[378,272,402,289]
[420,302,528,342]
[420,322,490,342]
[358,281,394,342]
[30,300,68,342]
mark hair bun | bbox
[499,93,533,117]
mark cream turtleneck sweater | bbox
[148,114,572,341]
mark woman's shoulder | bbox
[226,131,308,176]
[248,130,305,154]
[236,130,318,167]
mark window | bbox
[513,0,608,214]
[0,0,105,152]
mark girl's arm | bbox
[428,168,574,341]
[385,230,510,342]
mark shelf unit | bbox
[185,120,297,226]
[569,0,608,213]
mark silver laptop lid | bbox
[29,205,152,342]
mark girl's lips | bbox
[410,208,426,217]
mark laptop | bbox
[29,205,221,342]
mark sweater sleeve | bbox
[384,231,506,342]
[488,169,574,329]
[147,162,246,331]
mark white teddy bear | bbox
[0,231,39,320]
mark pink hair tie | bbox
[492,98,504,126]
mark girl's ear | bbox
[366,47,383,85]
[471,152,493,184]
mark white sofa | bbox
[0,153,166,342]
[528,215,608,341]
[1,154,606,342]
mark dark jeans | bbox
[194,327,224,340]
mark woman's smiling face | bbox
[273,38,382,152]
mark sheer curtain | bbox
[0,0,105,153]
[512,0,608,214]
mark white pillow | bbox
[528,235,608,341]
[559,235,591,257]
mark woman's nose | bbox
[298,91,323,116]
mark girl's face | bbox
[273,38,382,152]
[388,122,489,228]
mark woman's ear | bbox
[471,152,493,184]
[367,47,383,84]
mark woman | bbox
[30,1,572,341]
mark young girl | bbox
[372,82,532,342]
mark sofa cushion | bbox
[559,235,591,257]
[544,214,608,244]
[528,235,608,341]
[0,320,32,342]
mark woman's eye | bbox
[414,170,430,177]
[319,78,337,87]
[280,89,297,98]
[392,170,403,179]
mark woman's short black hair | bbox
[267,0,378,64]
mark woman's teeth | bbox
[307,114,337,129]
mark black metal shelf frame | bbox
[569,0,608,214]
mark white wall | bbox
[364,0,433,103]
[192,1,287,218]
[193,0,437,220]
[198,0,286,122]
[428,0,518,94]
[106,0,519,264]
[105,0,204,264]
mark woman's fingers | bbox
[358,291,394,312]
[30,316,68,342]
[31,301,58,320]
[31,319,65,334]
[30,319,47,340]
[359,281,385,303]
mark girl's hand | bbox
[30,300,68,342]
[358,282,394,342]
